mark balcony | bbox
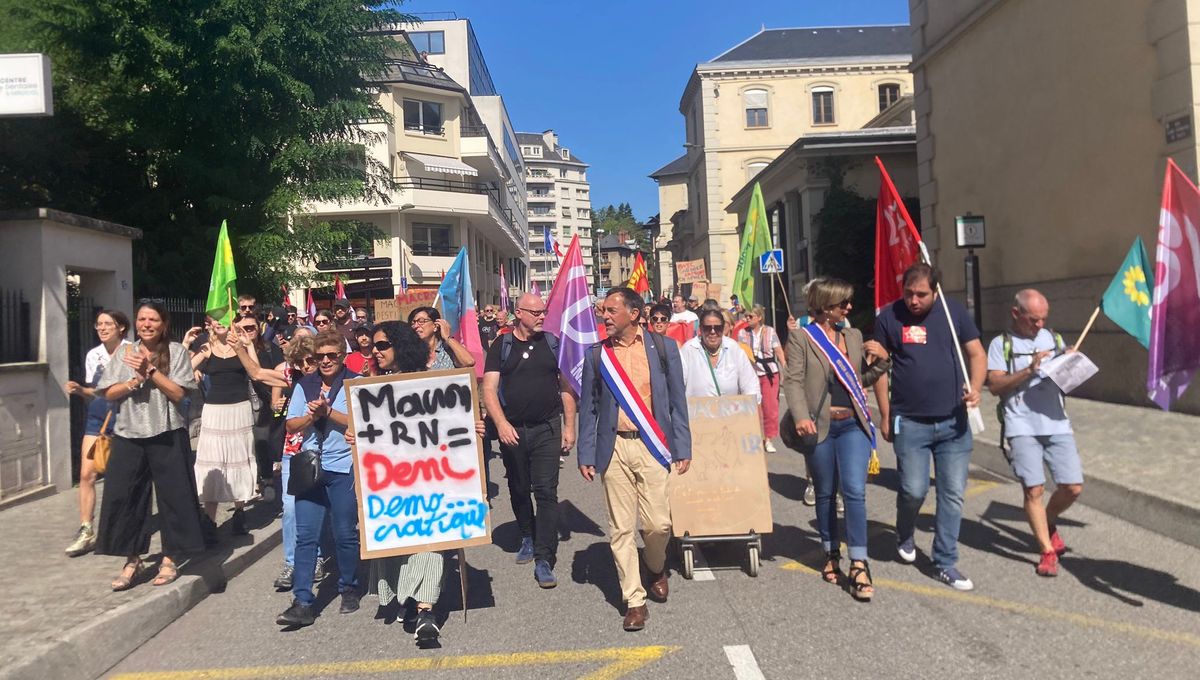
[397,177,525,251]
[527,191,555,201]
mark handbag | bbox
[88,410,114,474]
[287,419,325,497]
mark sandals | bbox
[152,561,181,587]
[848,560,875,602]
[111,560,143,592]
[821,550,844,585]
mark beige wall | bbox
[911,0,1200,410]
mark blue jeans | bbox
[810,417,872,561]
[293,470,359,606]
[893,411,973,570]
[280,456,328,567]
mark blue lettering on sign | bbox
[367,494,489,542]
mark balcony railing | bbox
[397,178,522,245]
[527,192,555,200]
[460,124,488,137]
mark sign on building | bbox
[675,259,708,284]
[345,368,490,558]
[0,54,53,117]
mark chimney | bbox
[542,129,557,151]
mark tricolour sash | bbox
[802,323,877,449]
[598,343,673,469]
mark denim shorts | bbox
[84,397,115,437]
[1005,434,1083,487]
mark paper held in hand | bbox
[1037,351,1100,394]
[967,405,986,435]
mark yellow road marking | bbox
[782,560,1200,648]
[110,645,679,680]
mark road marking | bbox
[782,560,1200,649]
[110,645,679,680]
[723,644,766,680]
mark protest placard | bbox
[690,281,708,301]
[669,395,772,538]
[675,259,708,284]
[345,367,490,558]
[373,288,440,322]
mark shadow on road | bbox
[570,541,622,612]
[558,499,605,542]
[767,472,810,503]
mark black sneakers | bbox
[415,609,440,643]
[276,600,315,627]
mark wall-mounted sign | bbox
[0,54,53,117]
[1166,115,1192,144]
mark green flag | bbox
[732,183,775,305]
[1100,236,1153,348]
[205,220,238,327]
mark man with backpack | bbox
[985,289,1083,577]
[482,293,577,589]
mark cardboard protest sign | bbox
[675,259,708,284]
[374,288,440,323]
[345,367,490,558]
[669,395,772,538]
[373,298,400,322]
[690,281,708,301]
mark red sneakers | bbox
[1036,551,1059,577]
[1049,528,1067,556]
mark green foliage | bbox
[0,0,413,297]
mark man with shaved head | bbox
[482,292,576,589]
[986,288,1083,578]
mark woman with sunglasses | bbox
[232,314,287,500]
[646,303,675,342]
[738,305,787,453]
[95,301,205,590]
[680,309,760,400]
[63,309,131,557]
[782,278,891,601]
[407,306,476,370]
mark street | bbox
[106,438,1200,680]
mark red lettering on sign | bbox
[362,452,477,492]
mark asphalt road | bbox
[106,438,1200,680]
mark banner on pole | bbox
[345,368,490,558]
[675,259,708,284]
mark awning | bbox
[403,152,478,177]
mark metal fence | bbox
[156,297,209,341]
[0,288,32,363]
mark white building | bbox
[518,130,592,292]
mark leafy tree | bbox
[0,0,414,297]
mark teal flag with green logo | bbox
[205,220,238,327]
[1100,236,1153,348]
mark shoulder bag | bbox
[288,418,326,497]
[88,410,114,474]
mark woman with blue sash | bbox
[781,278,891,601]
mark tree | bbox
[0,0,414,296]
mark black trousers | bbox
[96,429,206,557]
[500,420,562,566]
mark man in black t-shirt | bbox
[478,305,501,349]
[875,263,987,592]
[482,293,577,589]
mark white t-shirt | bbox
[669,309,698,325]
[986,329,1071,437]
[738,326,781,377]
[680,336,760,400]
[84,340,130,386]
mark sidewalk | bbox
[0,482,281,680]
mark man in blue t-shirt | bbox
[875,263,987,591]
[985,289,1083,578]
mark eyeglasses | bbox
[293,356,316,367]
[238,324,257,332]
[411,317,432,326]
[650,316,669,323]
[701,324,724,334]
[518,308,547,317]
[314,319,331,326]
[373,340,393,351]
[314,352,340,362]
[828,299,852,310]
[238,304,255,311]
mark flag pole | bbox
[772,272,793,317]
[1074,305,1102,351]
[918,243,983,431]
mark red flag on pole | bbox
[874,156,922,314]
[628,252,650,295]
[305,289,317,320]
[334,275,347,301]
[280,284,289,307]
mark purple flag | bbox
[545,234,600,396]
[1148,159,1200,410]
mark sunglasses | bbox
[373,340,392,352]
[650,316,669,323]
[238,304,255,310]
[238,324,257,332]
[315,352,340,362]
[315,319,332,325]
[293,356,316,367]
[828,299,852,310]
[701,324,724,334]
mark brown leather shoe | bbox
[648,570,669,602]
[622,604,648,631]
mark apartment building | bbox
[596,231,647,290]
[519,130,593,292]
[298,20,527,308]
[652,25,912,293]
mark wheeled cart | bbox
[678,530,763,579]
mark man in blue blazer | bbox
[578,287,692,632]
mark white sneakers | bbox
[764,440,777,453]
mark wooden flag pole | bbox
[1074,305,1102,351]
[773,272,793,317]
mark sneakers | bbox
[276,600,315,627]
[414,609,440,643]
[230,508,249,536]
[802,483,816,507]
[313,557,328,583]
[764,440,777,453]
[937,567,975,591]
[260,482,277,504]
[896,537,917,564]
[1036,551,1059,577]
[273,564,294,590]
[65,523,96,557]
[516,537,535,565]
[534,560,557,589]
[339,590,361,614]
[1048,527,1067,556]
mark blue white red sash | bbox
[598,343,673,469]
[802,323,877,449]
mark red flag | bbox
[1148,159,1200,409]
[305,289,317,320]
[874,156,922,313]
[334,275,347,301]
[628,252,650,295]
[280,284,289,307]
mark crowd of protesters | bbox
[61,262,1084,638]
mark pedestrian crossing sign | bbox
[759,249,784,274]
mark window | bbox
[530,206,552,216]
[743,88,769,128]
[403,99,443,134]
[559,168,568,179]
[812,87,835,125]
[561,207,571,217]
[408,31,445,55]
[746,161,769,182]
[530,169,551,178]
[577,208,590,219]
[576,188,588,198]
[878,83,901,112]
[560,148,570,160]
[529,146,542,157]
[563,224,571,235]
[411,223,452,256]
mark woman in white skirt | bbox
[191,316,258,535]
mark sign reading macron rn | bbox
[0,54,53,117]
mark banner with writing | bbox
[373,287,439,322]
[345,367,490,558]
[675,259,708,284]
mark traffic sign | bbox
[759,249,784,274]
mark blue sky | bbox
[397,0,910,220]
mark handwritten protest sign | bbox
[345,367,490,558]
[669,395,772,538]
[690,281,708,302]
[675,259,708,284]
[373,288,440,322]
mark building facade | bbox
[596,231,647,290]
[653,25,913,293]
[909,0,1200,411]
[519,130,592,292]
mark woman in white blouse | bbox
[680,309,760,401]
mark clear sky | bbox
[395,0,910,220]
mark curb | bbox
[4,522,282,680]
[971,436,1200,551]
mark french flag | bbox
[544,226,564,264]
[437,247,485,376]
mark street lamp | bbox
[593,228,606,296]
